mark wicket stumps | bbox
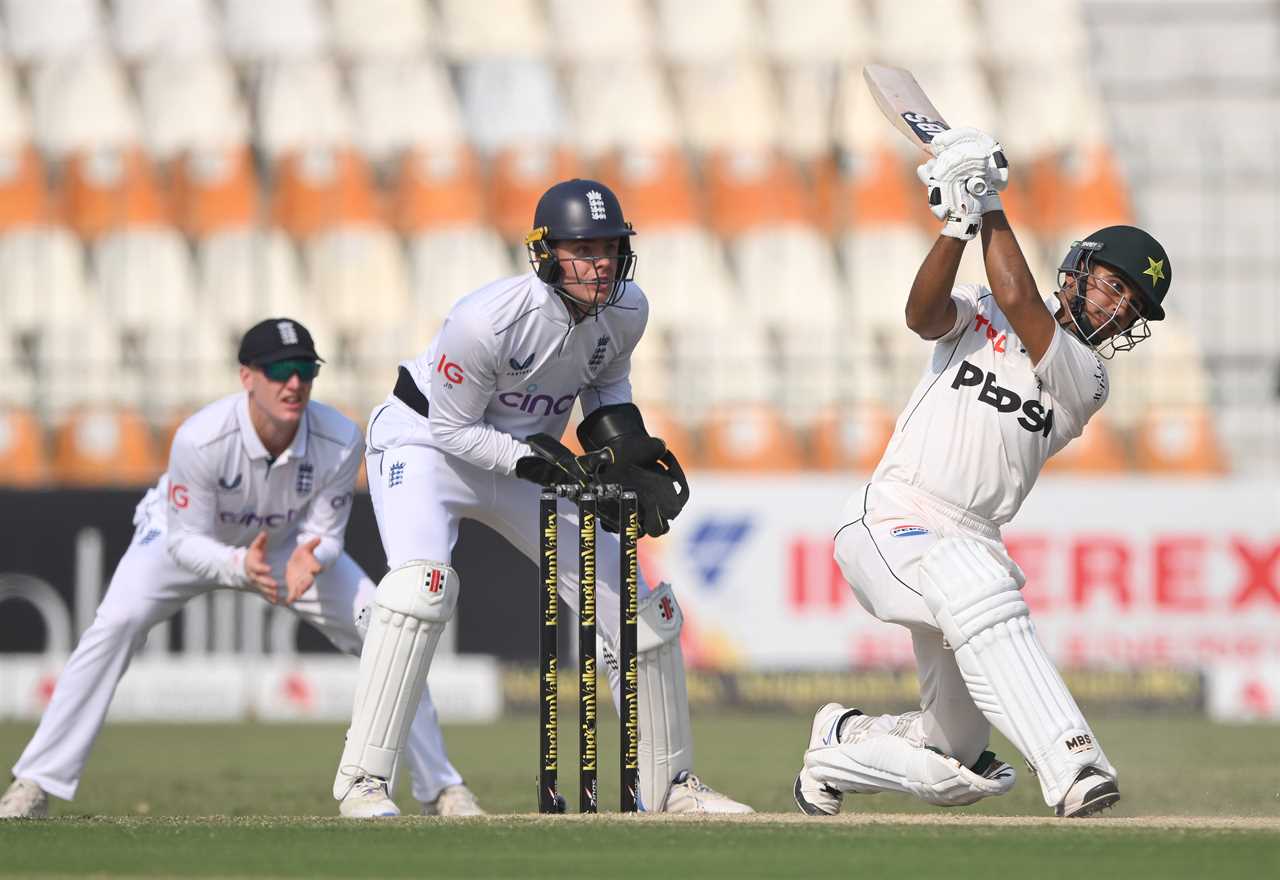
[538,484,639,814]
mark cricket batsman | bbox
[794,128,1172,818]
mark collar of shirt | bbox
[235,393,309,465]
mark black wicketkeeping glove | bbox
[515,433,613,488]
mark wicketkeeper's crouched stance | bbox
[795,127,1173,818]
[333,179,751,816]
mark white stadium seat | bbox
[779,65,841,161]
[195,227,308,333]
[567,61,678,158]
[0,62,31,150]
[407,226,514,325]
[439,0,548,60]
[762,0,865,65]
[331,0,434,60]
[30,54,140,159]
[112,0,221,61]
[139,56,249,160]
[255,59,353,159]
[4,0,107,62]
[655,0,759,64]
[872,0,980,69]
[674,60,780,153]
[976,0,1087,68]
[547,0,656,60]
[351,59,464,164]
[0,226,89,338]
[92,227,198,333]
[637,227,737,333]
[41,301,131,412]
[458,59,566,153]
[303,225,410,337]
[223,0,328,63]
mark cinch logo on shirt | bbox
[950,360,1054,437]
[219,509,299,528]
[498,386,576,416]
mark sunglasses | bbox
[262,359,321,382]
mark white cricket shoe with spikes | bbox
[339,777,400,818]
[794,702,862,816]
[0,778,48,819]
[662,771,753,814]
[421,783,485,817]
[1056,767,1120,818]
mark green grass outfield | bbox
[1,715,1277,878]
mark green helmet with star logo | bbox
[1061,225,1171,321]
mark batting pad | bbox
[806,733,1016,807]
[919,538,1114,807]
[636,583,693,811]
[333,560,458,801]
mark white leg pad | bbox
[919,538,1115,807]
[333,560,458,800]
[807,731,1016,807]
[636,583,693,811]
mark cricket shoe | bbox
[421,784,485,817]
[0,778,48,819]
[1056,767,1120,818]
[793,703,862,816]
[662,772,754,814]
[339,776,400,818]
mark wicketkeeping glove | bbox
[515,434,613,488]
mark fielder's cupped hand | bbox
[284,536,324,605]
[243,530,280,604]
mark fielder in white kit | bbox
[794,129,1173,818]
[0,319,480,819]
[333,179,752,817]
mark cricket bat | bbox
[863,63,990,195]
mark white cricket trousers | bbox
[366,400,656,707]
[11,523,462,803]
[832,481,1024,767]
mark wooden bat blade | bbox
[862,64,951,152]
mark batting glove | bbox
[932,127,1009,214]
[918,157,984,240]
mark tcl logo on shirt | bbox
[169,483,189,509]
[950,360,1054,437]
[436,354,465,386]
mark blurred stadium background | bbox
[1,0,1279,760]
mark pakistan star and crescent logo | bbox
[1143,256,1165,287]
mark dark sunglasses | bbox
[262,359,321,383]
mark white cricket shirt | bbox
[393,271,649,474]
[136,393,362,588]
[873,284,1109,525]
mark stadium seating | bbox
[0,0,1251,480]
[0,407,49,487]
[700,404,806,472]
[50,406,164,486]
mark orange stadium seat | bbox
[1041,413,1129,474]
[489,145,581,242]
[703,149,816,238]
[1133,407,1228,475]
[61,146,171,240]
[171,144,260,238]
[391,143,487,234]
[0,145,52,231]
[808,403,896,472]
[596,147,699,231]
[272,146,383,239]
[843,148,916,231]
[51,407,164,487]
[700,403,805,472]
[0,408,50,487]
[1063,143,1134,231]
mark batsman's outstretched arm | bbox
[905,235,964,340]
[980,211,1056,365]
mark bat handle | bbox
[965,177,988,197]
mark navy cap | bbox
[237,318,323,366]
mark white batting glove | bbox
[932,127,1009,213]
[918,157,983,240]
